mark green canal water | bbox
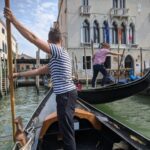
[0,86,48,150]
[0,87,150,149]
[95,95,150,139]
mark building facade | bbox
[17,53,36,72]
[58,0,150,79]
[0,19,18,96]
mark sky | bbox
[0,0,58,58]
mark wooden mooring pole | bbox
[5,0,16,142]
[36,49,40,94]
[140,47,143,76]
[117,27,122,82]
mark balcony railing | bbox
[80,6,91,16]
[81,42,91,47]
[110,8,129,18]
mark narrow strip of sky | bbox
[0,0,58,58]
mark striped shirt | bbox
[48,44,76,94]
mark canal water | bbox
[0,86,48,150]
[0,86,150,149]
[95,95,150,139]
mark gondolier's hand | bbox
[13,73,20,78]
[118,53,123,56]
[8,73,20,80]
[119,53,122,56]
[4,7,16,23]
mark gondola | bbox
[78,68,150,104]
[13,88,150,150]
[139,86,150,96]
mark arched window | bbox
[113,0,118,8]
[2,41,5,52]
[83,0,88,6]
[5,44,7,53]
[121,22,126,44]
[103,21,110,43]
[112,22,118,44]
[113,0,126,8]
[82,20,90,43]
[129,23,135,44]
[93,20,99,43]
[2,28,5,34]
[120,0,126,8]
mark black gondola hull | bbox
[78,70,150,104]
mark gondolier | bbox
[92,42,122,87]
[4,7,77,150]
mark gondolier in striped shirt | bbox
[4,8,77,150]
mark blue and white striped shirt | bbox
[48,44,76,94]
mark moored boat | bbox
[13,88,150,150]
[78,68,150,104]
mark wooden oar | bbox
[91,40,94,58]
[72,52,75,78]
[117,48,125,83]
[75,55,78,80]
[117,28,122,82]
[91,40,94,73]
[5,0,16,142]
[140,48,143,76]
[84,47,88,89]
[119,48,125,70]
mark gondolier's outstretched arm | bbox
[12,65,49,78]
[4,7,51,55]
[108,51,122,56]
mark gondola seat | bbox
[39,108,101,139]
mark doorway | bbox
[125,55,134,69]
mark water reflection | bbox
[0,86,48,150]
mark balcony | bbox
[80,6,91,16]
[110,8,129,19]
[81,42,91,47]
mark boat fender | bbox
[130,135,145,145]
[112,141,129,150]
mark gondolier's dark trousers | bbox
[92,64,108,87]
[56,89,77,150]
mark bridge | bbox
[1,58,49,64]
[16,78,44,87]
[14,59,49,64]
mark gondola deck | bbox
[38,108,102,150]
[13,88,150,150]
[13,90,150,150]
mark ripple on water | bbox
[0,86,48,149]
[95,94,150,139]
